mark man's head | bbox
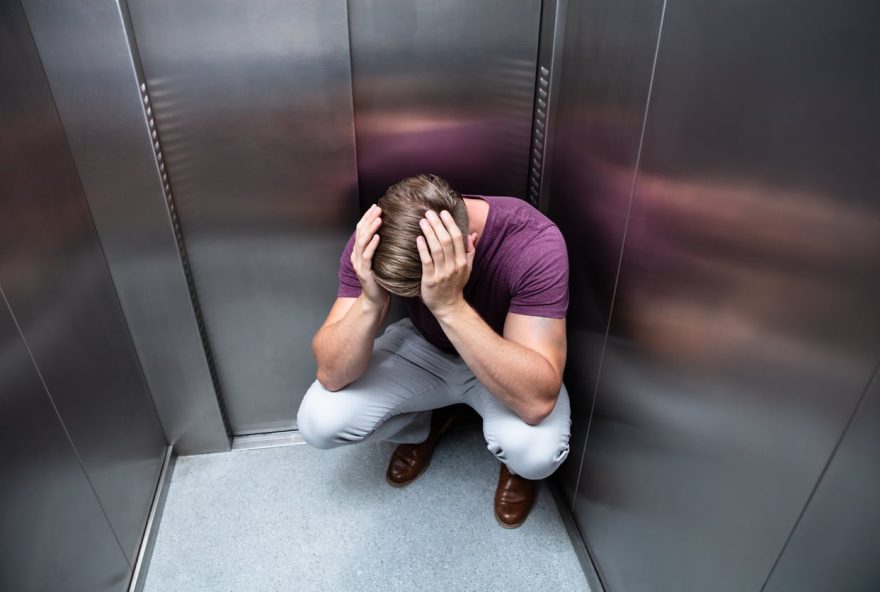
[373,174,468,297]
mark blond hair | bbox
[373,175,468,297]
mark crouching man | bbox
[297,174,571,528]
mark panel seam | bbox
[118,0,232,437]
[525,0,548,205]
[20,0,170,457]
[0,284,130,566]
[759,359,880,591]
[10,3,142,565]
[571,0,669,508]
[345,0,365,210]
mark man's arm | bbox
[312,294,389,391]
[416,209,566,425]
[312,204,390,391]
[436,306,565,425]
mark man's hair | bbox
[373,174,468,297]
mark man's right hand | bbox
[351,204,389,308]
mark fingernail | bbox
[426,210,436,219]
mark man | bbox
[297,174,571,528]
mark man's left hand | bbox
[416,209,477,317]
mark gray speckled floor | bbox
[143,427,590,592]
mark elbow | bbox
[520,384,561,426]
[315,370,346,393]
[521,398,555,426]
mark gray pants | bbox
[297,318,572,480]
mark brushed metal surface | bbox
[349,0,541,203]
[0,289,129,592]
[0,0,166,564]
[763,363,880,592]
[20,0,230,454]
[126,0,359,434]
[529,0,568,212]
[564,1,880,590]
[547,0,665,506]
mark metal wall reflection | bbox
[764,364,880,592]
[126,0,360,434]
[0,0,166,583]
[21,0,230,454]
[0,291,129,592]
[548,0,665,506]
[550,0,880,590]
[349,0,541,203]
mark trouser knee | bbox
[485,425,571,480]
[297,380,356,449]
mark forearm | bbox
[312,294,388,390]
[435,302,560,425]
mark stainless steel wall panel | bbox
[20,0,230,454]
[0,291,129,592]
[349,0,541,203]
[126,0,359,434]
[528,0,568,211]
[547,0,665,505]
[565,1,880,590]
[0,0,166,563]
[764,364,880,592]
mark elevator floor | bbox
[143,426,590,592]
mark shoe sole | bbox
[494,510,527,529]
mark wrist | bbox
[432,297,470,324]
[359,292,387,315]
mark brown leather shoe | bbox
[494,463,537,528]
[386,407,455,487]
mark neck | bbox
[463,197,490,239]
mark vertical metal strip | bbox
[128,445,175,592]
[526,0,552,207]
[133,79,231,436]
[527,0,568,211]
[527,64,551,207]
[344,0,364,212]
[570,0,669,507]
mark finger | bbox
[466,233,476,269]
[356,212,382,253]
[357,203,381,227]
[425,210,454,270]
[420,213,446,268]
[416,236,434,274]
[355,204,374,236]
[362,233,380,263]
[439,210,465,265]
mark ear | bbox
[466,233,477,268]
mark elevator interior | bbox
[2,0,878,591]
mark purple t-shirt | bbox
[337,195,569,352]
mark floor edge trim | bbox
[129,445,175,592]
[548,477,605,592]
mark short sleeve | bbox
[337,230,362,298]
[507,225,569,318]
